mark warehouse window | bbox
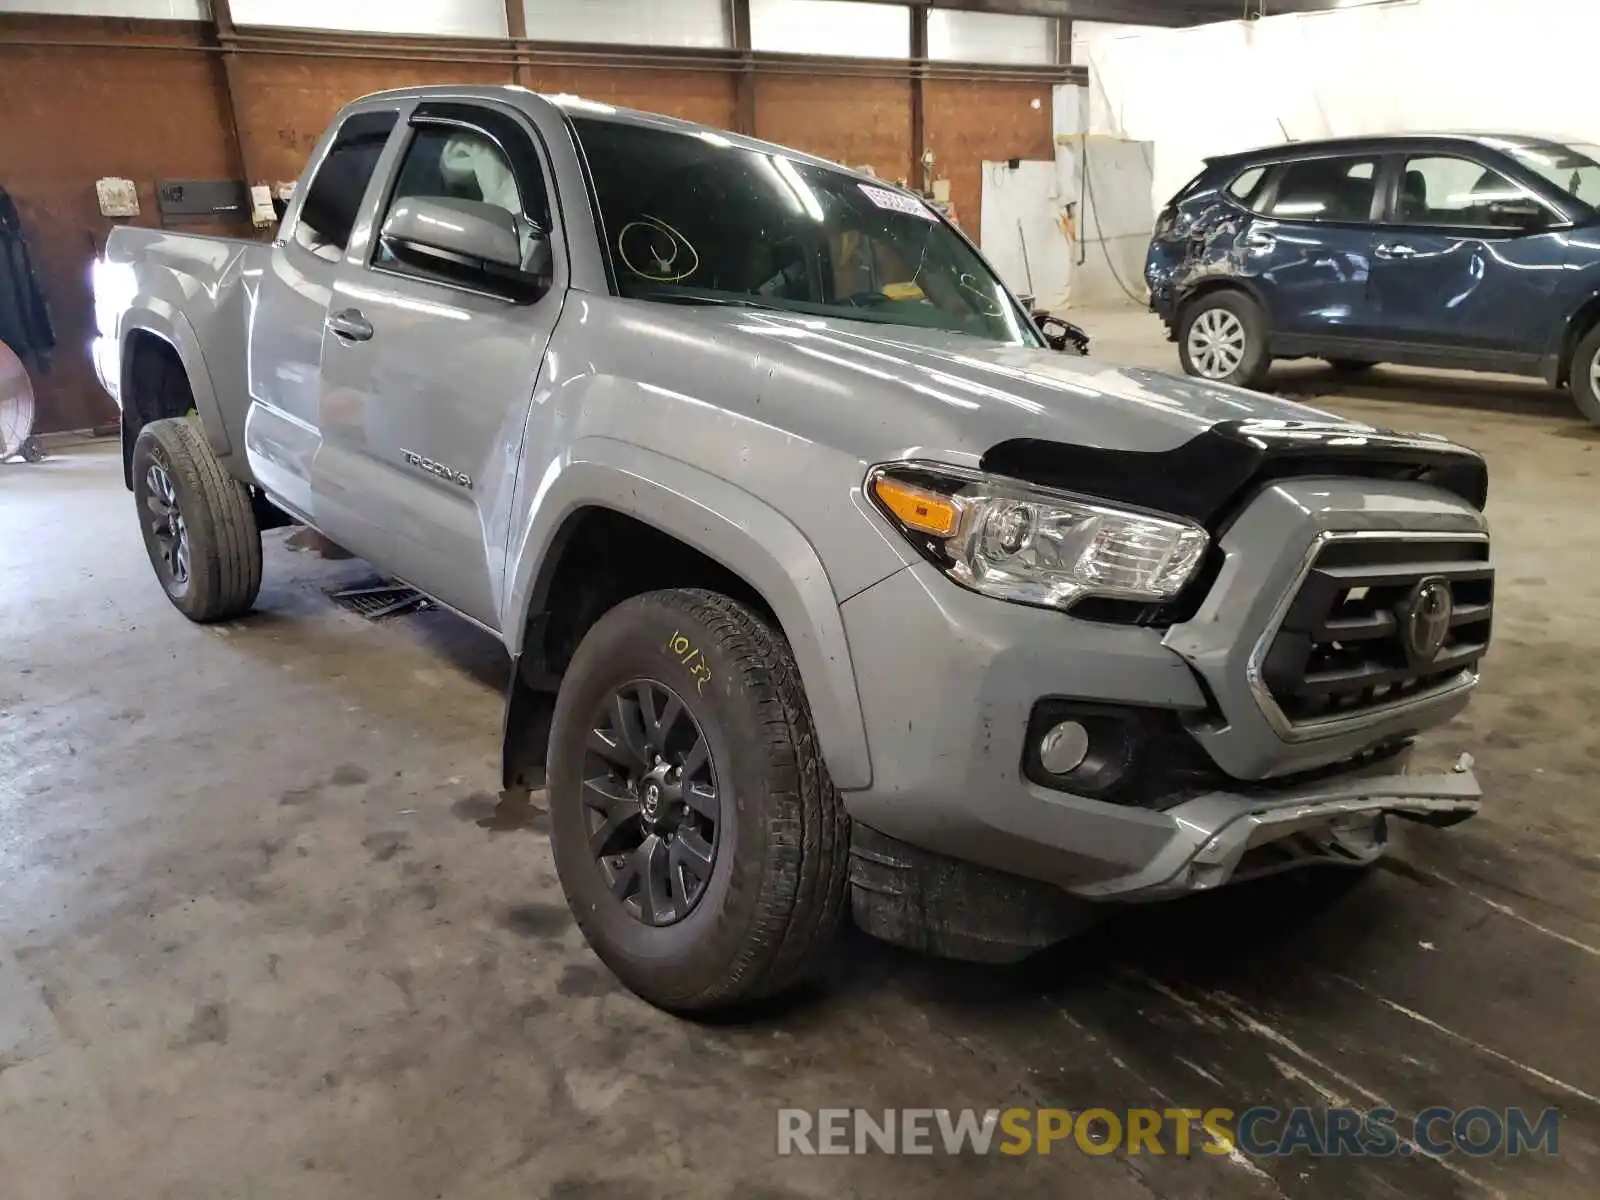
[522,0,730,47]
[749,0,911,59]
[928,10,1055,65]
[1266,156,1379,223]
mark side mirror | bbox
[380,197,546,299]
[1486,198,1550,233]
[1034,312,1091,356]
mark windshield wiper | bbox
[631,290,787,312]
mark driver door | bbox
[314,100,566,630]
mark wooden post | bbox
[910,3,928,193]
[729,0,755,136]
[209,0,257,208]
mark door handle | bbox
[1242,230,1277,251]
[1374,242,1417,260]
[326,308,374,342]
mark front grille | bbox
[1259,536,1492,726]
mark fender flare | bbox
[121,301,233,459]
[503,439,873,790]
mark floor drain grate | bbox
[326,578,429,621]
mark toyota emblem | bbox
[1403,577,1453,665]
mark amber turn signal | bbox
[872,475,960,538]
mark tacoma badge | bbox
[401,449,472,489]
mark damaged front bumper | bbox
[1068,762,1480,901]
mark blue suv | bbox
[1145,133,1600,423]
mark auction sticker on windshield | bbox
[859,183,937,221]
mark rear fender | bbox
[122,302,232,460]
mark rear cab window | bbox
[1226,166,1269,208]
[291,110,399,262]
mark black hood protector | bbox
[982,419,1489,530]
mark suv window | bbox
[295,111,398,261]
[1227,166,1268,207]
[1395,154,1555,229]
[1265,155,1379,223]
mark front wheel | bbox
[132,417,262,621]
[546,588,849,1013]
[1570,323,1600,425]
[1177,291,1271,389]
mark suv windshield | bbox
[569,116,1038,346]
[1488,137,1600,209]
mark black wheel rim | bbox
[142,455,190,589]
[583,679,720,928]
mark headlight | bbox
[867,462,1209,611]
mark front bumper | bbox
[837,477,1488,901]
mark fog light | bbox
[1038,720,1090,775]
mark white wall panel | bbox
[749,0,909,59]
[0,0,207,17]
[230,0,508,38]
[522,0,729,48]
[928,10,1054,66]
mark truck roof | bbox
[345,83,892,187]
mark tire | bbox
[131,417,262,622]
[546,588,849,1013]
[1326,358,1377,374]
[1570,323,1600,425]
[1177,291,1271,389]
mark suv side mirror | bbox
[1034,312,1091,356]
[381,196,547,299]
[1486,198,1551,233]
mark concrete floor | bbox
[2,306,1598,1199]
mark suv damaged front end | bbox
[840,416,1490,959]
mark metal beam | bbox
[503,0,529,84]
[729,0,755,135]
[841,0,1224,27]
[910,3,927,191]
[208,0,257,207]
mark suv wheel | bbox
[546,588,849,1013]
[131,417,262,622]
[1570,323,1600,425]
[1178,291,1270,389]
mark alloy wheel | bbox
[1187,308,1248,379]
[582,679,720,928]
[1590,344,1600,401]
[143,457,190,588]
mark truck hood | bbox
[673,306,1488,523]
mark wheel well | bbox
[1177,279,1260,325]
[120,333,194,487]
[1559,296,1600,386]
[501,507,777,792]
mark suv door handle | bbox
[1374,242,1417,260]
[327,308,374,342]
[1242,230,1277,251]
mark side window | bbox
[1394,155,1552,229]
[1227,166,1268,208]
[1265,156,1380,223]
[294,111,398,262]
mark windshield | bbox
[569,116,1039,346]
[1493,138,1600,209]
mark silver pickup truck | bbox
[95,86,1493,1013]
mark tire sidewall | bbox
[1571,327,1600,425]
[132,422,209,612]
[547,594,794,1006]
[1178,291,1269,388]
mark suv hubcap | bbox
[1590,345,1600,398]
[1188,309,1247,378]
[582,679,720,927]
[144,459,190,586]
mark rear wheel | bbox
[1570,323,1600,425]
[545,588,849,1013]
[1177,291,1270,389]
[132,417,262,621]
